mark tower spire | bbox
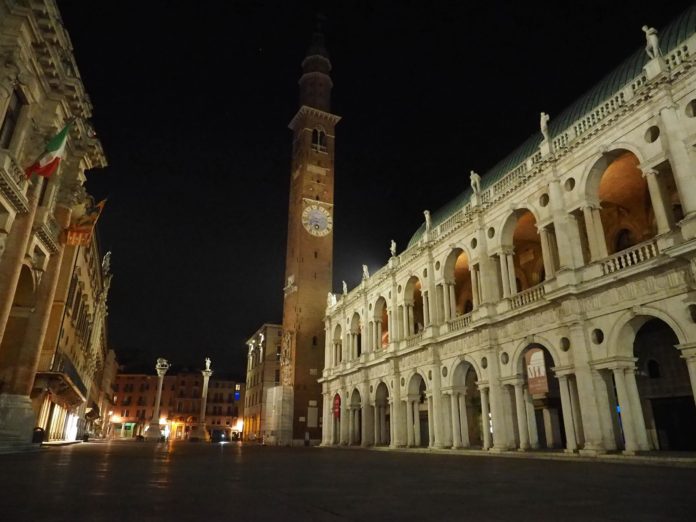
[299,15,333,112]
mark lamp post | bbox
[145,358,170,441]
[190,358,213,441]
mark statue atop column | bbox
[204,357,211,371]
[642,25,662,59]
[470,171,481,194]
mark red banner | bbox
[332,394,341,418]
[525,348,549,395]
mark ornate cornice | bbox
[288,105,341,131]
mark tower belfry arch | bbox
[271,20,341,446]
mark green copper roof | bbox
[407,5,696,249]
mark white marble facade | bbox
[320,21,696,455]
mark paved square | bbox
[1,442,695,521]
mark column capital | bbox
[639,166,659,178]
[676,342,696,360]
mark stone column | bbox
[524,387,539,448]
[539,227,555,279]
[145,358,170,440]
[391,374,404,447]
[680,350,696,407]
[458,393,470,447]
[375,320,382,350]
[442,285,451,320]
[499,254,511,298]
[450,392,462,448]
[361,402,370,447]
[427,396,435,447]
[506,253,517,295]
[423,292,430,326]
[380,405,388,443]
[431,366,444,448]
[373,403,380,445]
[568,377,585,446]
[642,168,672,234]
[413,401,422,447]
[612,367,639,454]
[340,398,349,445]
[557,375,578,452]
[582,206,608,260]
[0,178,43,346]
[448,284,457,318]
[190,360,213,441]
[624,368,650,451]
[407,305,415,335]
[513,382,530,450]
[471,265,480,308]
[480,386,491,450]
[405,398,414,447]
[402,306,409,338]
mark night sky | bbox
[56,1,693,377]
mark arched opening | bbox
[499,209,547,298]
[311,127,327,152]
[404,276,424,336]
[444,249,474,317]
[597,152,657,254]
[349,389,362,445]
[515,344,568,450]
[448,361,483,448]
[374,382,390,446]
[631,319,695,450]
[350,313,362,358]
[332,324,342,366]
[373,297,389,349]
[406,373,429,447]
[0,266,36,389]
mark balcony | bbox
[34,352,87,407]
[0,149,29,212]
[600,239,659,276]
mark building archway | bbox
[403,276,424,336]
[332,324,343,366]
[406,372,429,447]
[513,344,568,450]
[349,388,362,445]
[372,296,389,349]
[499,209,547,297]
[447,361,483,448]
[605,317,696,451]
[349,313,362,359]
[374,382,390,446]
[444,248,475,316]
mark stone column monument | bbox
[145,358,170,441]
[190,358,213,441]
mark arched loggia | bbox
[445,361,483,448]
[374,382,390,446]
[349,388,362,445]
[405,373,429,447]
[403,277,424,337]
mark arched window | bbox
[311,128,327,152]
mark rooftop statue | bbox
[642,25,662,59]
[342,280,348,295]
[470,171,481,194]
[390,239,397,257]
[362,264,370,280]
[424,210,432,231]
[540,112,550,143]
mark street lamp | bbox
[145,357,170,441]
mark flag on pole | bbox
[25,122,72,178]
[65,199,107,246]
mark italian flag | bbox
[25,122,71,178]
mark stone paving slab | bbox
[1,441,695,521]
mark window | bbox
[311,128,327,152]
[0,90,22,150]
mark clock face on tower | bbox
[301,204,333,237]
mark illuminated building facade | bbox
[243,323,282,442]
[320,11,696,455]
[112,372,244,441]
[0,0,108,452]
[32,239,113,442]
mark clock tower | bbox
[278,23,340,445]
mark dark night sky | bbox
[56,1,693,377]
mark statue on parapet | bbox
[424,210,432,231]
[390,239,397,257]
[540,112,550,143]
[642,25,662,59]
[470,171,481,194]
[362,264,370,280]
[342,280,348,295]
